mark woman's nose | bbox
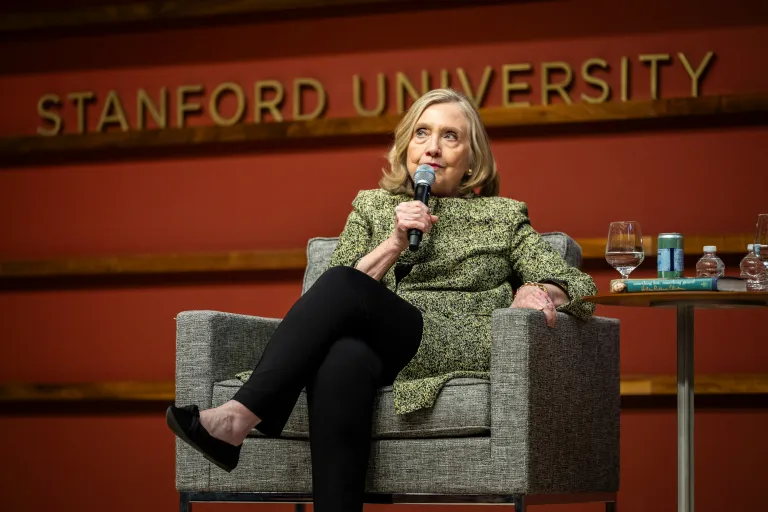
[425,135,441,157]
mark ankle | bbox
[225,400,261,434]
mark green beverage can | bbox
[657,233,684,278]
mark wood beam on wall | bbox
[0,250,308,279]
[620,374,768,396]
[1,93,766,166]
[0,234,755,281]
[577,233,755,262]
[1,374,766,403]
[0,381,175,402]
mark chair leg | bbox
[605,500,617,512]
[513,495,526,512]
[180,492,191,512]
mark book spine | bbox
[623,278,717,292]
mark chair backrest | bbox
[302,233,583,294]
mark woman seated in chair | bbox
[166,87,597,512]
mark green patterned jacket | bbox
[329,188,597,414]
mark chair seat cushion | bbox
[212,377,490,439]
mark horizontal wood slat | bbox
[0,250,307,278]
[1,94,766,163]
[0,381,175,402]
[479,93,768,128]
[577,233,755,262]
[2,374,766,402]
[0,234,753,280]
[620,374,768,396]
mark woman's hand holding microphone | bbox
[355,201,437,281]
[389,201,439,252]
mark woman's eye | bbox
[415,128,427,137]
[444,132,458,141]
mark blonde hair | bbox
[379,88,499,197]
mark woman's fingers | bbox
[543,306,557,328]
[391,201,438,248]
[513,299,557,328]
[513,286,548,306]
[395,201,435,234]
[510,287,557,328]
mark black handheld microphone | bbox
[408,164,436,251]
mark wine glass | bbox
[605,221,645,280]
[755,213,768,267]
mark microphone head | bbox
[414,164,436,186]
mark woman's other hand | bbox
[511,284,557,328]
[389,201,439,251]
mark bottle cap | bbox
[703,245,716,252]
[748,244,754,251]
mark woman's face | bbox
[406,102,471,197]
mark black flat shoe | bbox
[166,404,242,472]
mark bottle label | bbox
[658,248,684,277]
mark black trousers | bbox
[232,265,423,512]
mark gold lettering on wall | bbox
[293,78,327,121]
[137,88,168,130]
[176,85,204,128]
[421,70,431,92]
[209,82,246,126]
[96,90,129,132]
[639,54,671,100]
[34,50,719,135]
[581,58,610,104]
[620,57,630,102]
[541,62,573,105]
[457,66,492,106]
[67,91,95,134]
[678,51,715,97]
[502,63,532,107]
[37,94,62,136]
[353,74,386,117]
[254,80,285,123]
[396,72,429,113]
[439,69,451,89]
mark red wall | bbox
[1,1,767,511]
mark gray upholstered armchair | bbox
[174,233,620,511]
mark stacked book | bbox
[610,277,747,293]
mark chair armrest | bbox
[490,308,620,494]
[175,310,281,408]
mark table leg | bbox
[677,305,694,512]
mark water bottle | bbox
[739,244,768,291]
[695,245,725,278]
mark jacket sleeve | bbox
[507,201,597,320]
[329,192,373,269]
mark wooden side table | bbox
[583,292,768,512]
